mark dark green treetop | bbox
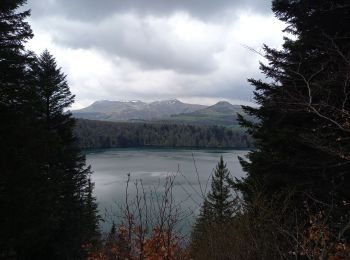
[207,156,235,220]
[35,49,74,122]
[0,0,33,107]
[192,156,235,232]
[190,156,235,256]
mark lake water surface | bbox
[86,148,248,231]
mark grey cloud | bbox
[182,78,255,101]
[27,0,271,21]
[25,0,275,75]
[32,14,222,74]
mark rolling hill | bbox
[157,101,245,127]
[72,99,206,121]
[72,99,247,127]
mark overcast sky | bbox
[25,0,286,109]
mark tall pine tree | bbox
[206,156,235,220]
[237,1,350,208]
[31,50,100,258]
[191,156,235,255]
[0,0,40,257]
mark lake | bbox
[86,148,248,232]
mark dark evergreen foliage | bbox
[0,0,37,257]
[28,50,99,258]
[75,119,253,149]
[0,2,99,256]
[237,1,350,207]
[206,156,235,220]
[190,157,235,256]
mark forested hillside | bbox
[75,119,253,149]
[159,101,245,126]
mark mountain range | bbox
[72,99,245,126]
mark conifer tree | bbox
[190,156,234,254]
[32,50,100,258]
[207,156,234,220]
[0,0,33,98]
[0,0,39,257]
[237,1,350,207]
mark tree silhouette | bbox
[190,156,235,257]
[206,156,235,220]
[0,0,39,257]
[237,0,350,207]
[32,50,100,258]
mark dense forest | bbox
[75,119,253,149]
